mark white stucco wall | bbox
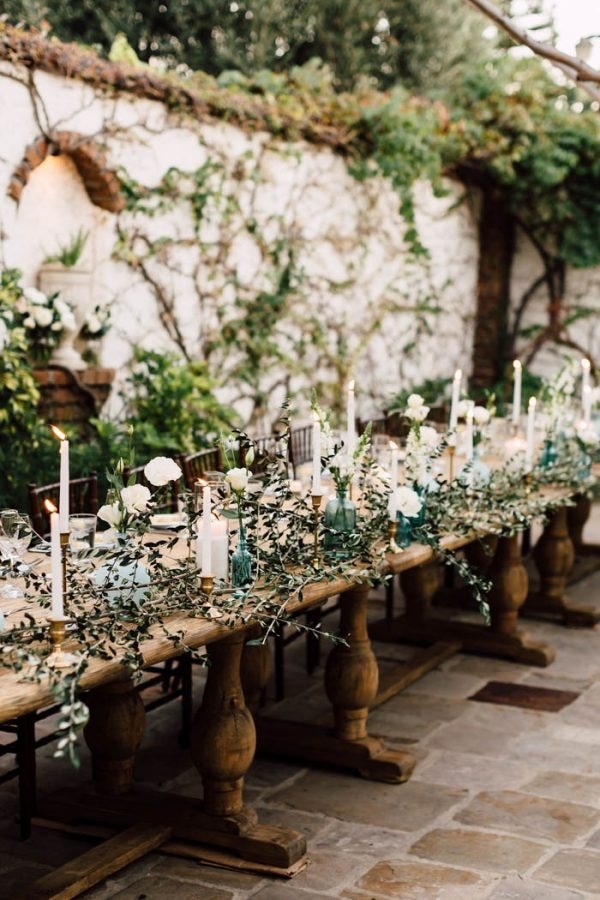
[1,58,481,426]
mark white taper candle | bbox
[525,397,537,471]
[49,507,64,618]
[449,369,462,431]
[512,360,522,425]
[312,412,321,495]
[388,442,399,519]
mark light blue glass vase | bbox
[323,489,357,558]
[231,527,252,588]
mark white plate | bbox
[149,514,186,531]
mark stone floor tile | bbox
[425,719,515,756]
[522,771,600,809]
[586,828,600,851]
[414,750,536,792]
[152,857,266,890]
[521,673,591,694]
[270,771,467,832]
[510,732,600,776]
[0,862,51,898]
[351,858,494,899]
[403,669,487,699]
[454,790,600,843]
[534,849,600,894]
[107,876,234,899]
[311,821,413,857]
[289,849,374,892]
[251,886,330,899]
[368,695,469,740]
[447,655,530,682]
[409,828,546,873]
[487,875,585,899]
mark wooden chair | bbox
[179,447,222,490]
[289,424,313,477]
[28,473,99,538]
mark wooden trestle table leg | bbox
[250,585,416,783]
[524,506,599,627]
[369,537,554,666]
[35,641,306,889]
[566,494,600,585]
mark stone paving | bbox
[1,513,600,898]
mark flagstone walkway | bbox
[1,511,600,899]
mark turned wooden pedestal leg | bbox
[370,539,554,667]
[525,506,599,626]
[84,677,146,795]
[566,494,600,585]
[254,588,416,783]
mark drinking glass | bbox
[69,513,97,564]
[0,512,32,600]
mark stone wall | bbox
[1,39,596,428]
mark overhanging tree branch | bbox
[465,0,600,103]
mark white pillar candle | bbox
[48,505,64,618]
[346,380,356,456]
[196,517,229,581]
[465,408,474,462]
[512,360,522,425]
[388,442,399,519]
[582,358,591,408]
[449,368,462,431]
[525,397,537,471]
[312,412,321,495]
[200,485,212,575]
[583,384,592,423]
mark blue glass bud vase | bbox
[396,514,413,548]
[324,488,357,557]
[577,452,592,479]
[231,526,252,588]
[540,438,557,468]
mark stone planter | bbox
[38,262,93,369]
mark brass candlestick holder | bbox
[200,574,215,599]
[387,518,401,554]
[60,531,70,596]
[310,494,323,567]
[447,443,456,482]
[47,617,78,668]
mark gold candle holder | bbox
[523,470,533,496]
[387,518,402,554]
[447,443,456,482]
[47,617,78,668]
[310,494,323,567]
[60,531,70,599]
[200,574,215,598]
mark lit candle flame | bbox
[44,499,58,514]
[513,360,521,370]
[50,424,66,441]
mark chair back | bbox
[179,447,222,490]
[28,473,98,537]
[121,464,181,513]
[289,424,313,475]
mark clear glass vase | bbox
[323,489,357,558]
[231,528,252,588]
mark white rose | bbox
[23,316,36,328]
[407,393,425,409]
[329,452,353,478]
[61,310,76,331]
[121,483,151,514]
[85,314,101,334]
[456,399,473,418]
[473,406,490,426]
[23,287,48,306]
[143,456,182,486]
[225,467,251,493]
[32,306,53,327]
[0,319,7,352]
[396,486,423,519]
[419,425,440,449]
[576,421,599,447]
[97,502,121,527]
[51,321,63,331]
[405,405,430,422]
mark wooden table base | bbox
[370,536,555,668]
[524,506,600,628]
[31,634,306,898]
[245,585,417,784]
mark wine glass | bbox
[0,512,32,600]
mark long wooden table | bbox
[1,480,587,898]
